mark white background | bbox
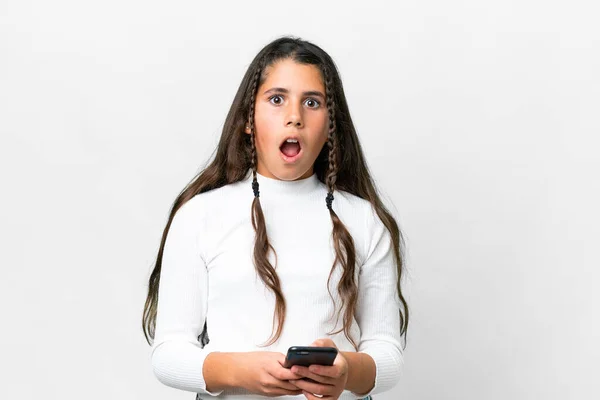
[1,0,598,399]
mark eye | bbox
[268,95,283,105]
[268,95,321,109]
[305,98,321,109]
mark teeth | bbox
[286,139,298,143]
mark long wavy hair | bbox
[142,35,409,351]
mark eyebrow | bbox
[263,87,326,99]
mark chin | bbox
[280,171,306,181]
[272,166,311,181]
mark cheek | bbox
[254,105,278,134]
[319,120,329,145]
[304,113,328,139]
[314,113,329,137]
[253,117,277,153]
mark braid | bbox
[248,60,264,197]
[246,57,289,347]
[323,65,338,210]
[250,131,259,197]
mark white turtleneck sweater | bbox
[150,170,404,399]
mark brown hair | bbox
[142,35,409,351]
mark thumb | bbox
[278,353,287,366]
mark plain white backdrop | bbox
[1,0,598,399]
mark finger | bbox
[277,353,287,366]
[311,338,335,347]
[290,365,336,385]
[274,366,304,381]
[275,377,308,392]
[306,364,343,379]
[275,354,304,380]
[301,389,336,400]
[277,388,304,396]
[289,378,335,397]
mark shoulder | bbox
[172,180,251,225]
[330,189,383,262]
[167,195,207,235]
[332,189,377,224]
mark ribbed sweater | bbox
[150,169,404,399]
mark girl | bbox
[142,36,409,400]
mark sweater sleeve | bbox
[150,199,224,397]
[349,205,405,397]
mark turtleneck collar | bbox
[242,169,321,198]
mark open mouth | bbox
[280,138,302,162]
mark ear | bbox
[244,123,251,135]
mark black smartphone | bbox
[283,346,338,369]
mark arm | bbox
[202,352,239,391]
[346,205,405,397]
[150,200,226,396]
[340,351,376,395]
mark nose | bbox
[285,101,303,128]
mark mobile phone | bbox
[283,346,338,369]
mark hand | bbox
[235,351,305,397]
[289,338,348,400]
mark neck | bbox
[243,169,320,198]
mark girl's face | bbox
[245,58,329,181]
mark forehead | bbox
[260,58,324,91]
